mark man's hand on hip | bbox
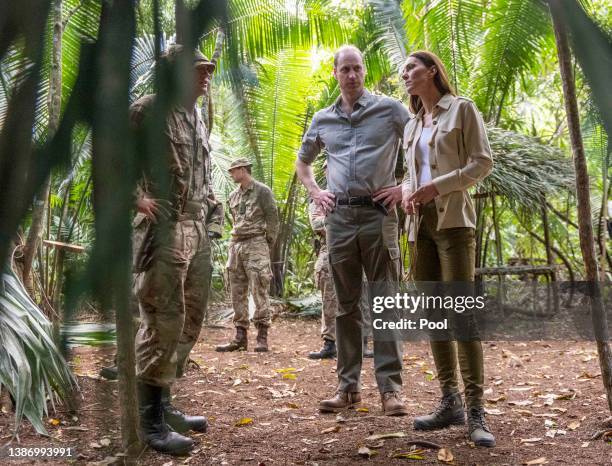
[373,185,402,209]
[311,188,336,214]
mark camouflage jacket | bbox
[228,179,279,244]
[129,94,223,233]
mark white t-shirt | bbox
[416,127,433,186]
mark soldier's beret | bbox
[228,158,253,171]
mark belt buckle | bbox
[348,196,361,207]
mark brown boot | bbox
[215,327,247,352]
[255,325,269,352]
[381,391,408,416]
[319,391,362,413]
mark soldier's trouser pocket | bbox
[132,212,153,273]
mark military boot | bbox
[308,339,336,359]
[215,327,247,352]
[467,406,496,447]
[413,392,465,430]
[99,365,118,380]
[161,387,208,433]
[137,383,193,456]
[363,336,374,359]
[255,325,269,352]
[319,391,362,413]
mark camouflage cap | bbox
[228,158,253,172]
[162,44,215,70]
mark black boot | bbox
[468,406,496,447]
[413,392,465,430]
[161,387,208,433]
[363,336,374,359]
[308,339,336,359]
[100,365,118,380]
[138,383,194,456]
[215,327,248,352]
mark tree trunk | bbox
[175,0,188,44]
[21,0,63,290]
[549,0,612,412]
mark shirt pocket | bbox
[168,132,194,173]
[435,121,462,169]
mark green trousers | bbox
[414,202,484,408]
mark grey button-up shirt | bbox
[297,89,410,197]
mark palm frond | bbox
[483,125,575,210]
[0,270,77,436]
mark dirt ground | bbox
[1,312,611,465]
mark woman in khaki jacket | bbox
[400,50,495,447]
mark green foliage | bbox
[0,271,76,436]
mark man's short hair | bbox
[333,45,364,68]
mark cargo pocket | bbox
[386,245,401,281]
[226,243,239,271]
[132,212,153,273]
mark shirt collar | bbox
[416,93,455,119]
[241,179,255,192]
[334,88,372,113]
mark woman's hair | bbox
[405,50,456,114]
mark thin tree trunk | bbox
[21,0,63,290]
[549,0,612,412]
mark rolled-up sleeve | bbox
[432,101,493,196]
[297,114,321,164]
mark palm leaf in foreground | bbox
[0,271,77,436]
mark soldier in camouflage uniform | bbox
[130,45,222,456]
[216,158,279,353]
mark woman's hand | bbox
[402,183,439,214]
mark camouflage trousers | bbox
[227,236,272,329]
[134,219,212,387]
[316,244,372,342]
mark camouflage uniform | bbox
[227,179,279,329]
[309,201,337,341]
[131,95,222,388]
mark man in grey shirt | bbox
[296,45,410,416]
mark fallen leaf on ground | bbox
[358,446,377,458]
[567,421,580,430]
[523,457,548,465]
[49,418,60,426]
[275,368,297,373]
[99,438,111,446]
[520,438,542,444]
[393,449,425,460]
[320,426,340,434]
[365,431,407,441]
[486,395,506,403]
[437,448,454,463]
[235,417,253,427]
[286,402,299,409]
[508,400,533,407]
[484,408,504,415]
[356,407,369,413]
[282,373,297,380]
